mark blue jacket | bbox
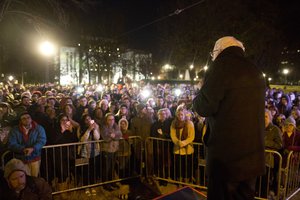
[8,121,46,163]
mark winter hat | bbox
[32,91,42,97]
[120,104,128,109]
[4,158,27,179]
[136,103,146,112]
[285,117,296,127]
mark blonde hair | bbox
[265,108,273,122]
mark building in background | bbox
[55,36,152,85]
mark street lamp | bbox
[39,41,55,57]
[39,41,56,83]
[283,68,289,84]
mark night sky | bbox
[81,0,300,65]
[88,0,300,51]
[1,0,300,80]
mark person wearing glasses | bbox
[193,36,266,200]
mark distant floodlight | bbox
[263,73,266,77]
[174,88,181,96]
[190,64,194,70]
[141,89,151,99]
[283,69,289,75]
[8,75,14,81]
[204,65,208,71]
[39,41,55,56]
[96,85,104,92]
[76,86,84,94]
[268,77,272,81]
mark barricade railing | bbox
[282,150,300,200]
[1,136,143,195]
[2,136,299,199]
[145,137,288,200]
[256,149,283,200]
[145,137,207,189]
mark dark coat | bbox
[193,46,266,182]
[0,171,52,200]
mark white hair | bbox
[212,36,245,61]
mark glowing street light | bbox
[8,75,14,81]
[39,41,56,57]
[39,40,56,83]
[189,64,194,70]
[141,89,151,99]
[203,65,208,71]
[174,88,182,97]
[283,69,289,75]
[283,68,289,84]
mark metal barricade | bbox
[1,136,143,195]
[282,150,300,200]
[2,136,299,199]
[145,137,207,189]
[145,137,287,200]
[256,150,283,200]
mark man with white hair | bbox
[193,36,266,199]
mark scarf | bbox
[174,119,188,140]
[18,121,37,142]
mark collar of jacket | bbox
[18,121,38,134]
[265,123,275,132]
[215,46,245,61]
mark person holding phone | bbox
[46,114,78,199]
[77,114,100,196]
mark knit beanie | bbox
[285,117,296,127]
[4,158,27,179]
[136,103,146,113]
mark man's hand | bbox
[23,147,34,156]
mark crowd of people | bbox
[0,78,300,198]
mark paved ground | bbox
[52,177,207,200]
[53,180,300,200]
[53,178,165,200]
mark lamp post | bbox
[283,68,289,85]
[39,41,56,83]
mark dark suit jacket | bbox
[193,46,266,181]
